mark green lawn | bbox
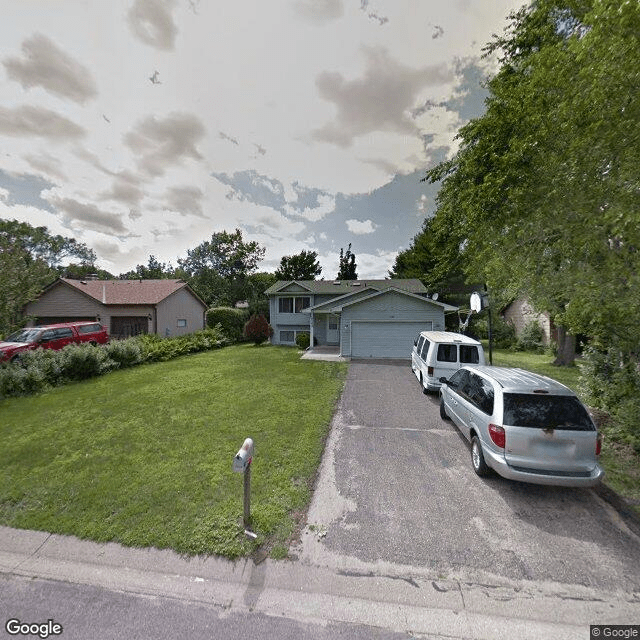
[0,344,347,558]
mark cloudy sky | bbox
[0,0,524,278]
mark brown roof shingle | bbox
[61,278,201,305]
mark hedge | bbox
[0,326,227,400]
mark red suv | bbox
[0,322,110,362]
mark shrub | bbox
[104,337,144,368]
[243,314,272,345]
[515,320,545,353]
[296,332,311,350]
[474,314,517,349]
[580,346,640,451]
[206,307,250,343]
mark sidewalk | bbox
[1,524,631,640]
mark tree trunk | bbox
[553,325,576,366]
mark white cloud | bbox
[293,0,344,23]
[3,34,97,104]
[0,105,85,141]
[313,46,454,148]
[124,112,206,177]
[346,218,377,234]
[128,0,179,50]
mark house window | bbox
[177,319,187,328]
[280,330,295,343]
[279,296,311,313]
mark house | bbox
[500,297,555,345]
[24,278,207,339]
[265,279,457,359]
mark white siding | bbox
[341,291,445,358]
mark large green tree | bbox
[274,250,322,281]
[178,229,266,306]
[424,0,640,363]
[0,220,97,334]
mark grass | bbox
[0,344,347,559]
[488,345,640,517]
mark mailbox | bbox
[232,438,254,473]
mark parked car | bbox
[411,331,485,393]
[439,366,604,487]
[0,322,109,362]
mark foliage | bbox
[243,314,272,345]
[178,229,266,307]
[206,307,250,342]
[473,314,517,349]
[244,272,277,320]
[579,347,640,451]
[515,320,546,353]
[423,0,640,365]
[0,328,227,400]
[275,250,322,281]
[337,243,358,280]
[0,220,96,336]
[119,255,176,280]
[295,332,311,350]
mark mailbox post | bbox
[232,438,254,528]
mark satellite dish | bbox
[431,292,439,301]
[470,292,482,313]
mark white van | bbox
[411,331,485,393]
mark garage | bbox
[350,321,431,359]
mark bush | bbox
[296,332,311,350]
[580,346,640,451]
[0,326,228,400]
[243,314,273,345]
[474,314,517,349]
[206,307,250,343]
[515,320,545,353]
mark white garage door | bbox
[351,321,432,359]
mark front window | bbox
[177,319,187,328]
[279,296,311,313]
[280,330,295,343]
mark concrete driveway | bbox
[298,359,640,595]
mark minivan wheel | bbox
[471,436,491,477]
[439,398,449,420]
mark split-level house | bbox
[265,279,457,359]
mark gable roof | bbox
[265,278,427,296]
[314,287,458,313]
[57,278,206,307]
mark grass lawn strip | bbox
[0,344,347,559]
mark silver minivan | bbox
[411,331,485,392]
[439,366,604,487]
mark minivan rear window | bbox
[437,344,457,363]
[503,394,594,430]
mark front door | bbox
[326,314,340,344]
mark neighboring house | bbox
[265,279,457,359]
[24,278,207,339]
[500,298,554,345]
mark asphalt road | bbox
[299,359,640,594]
